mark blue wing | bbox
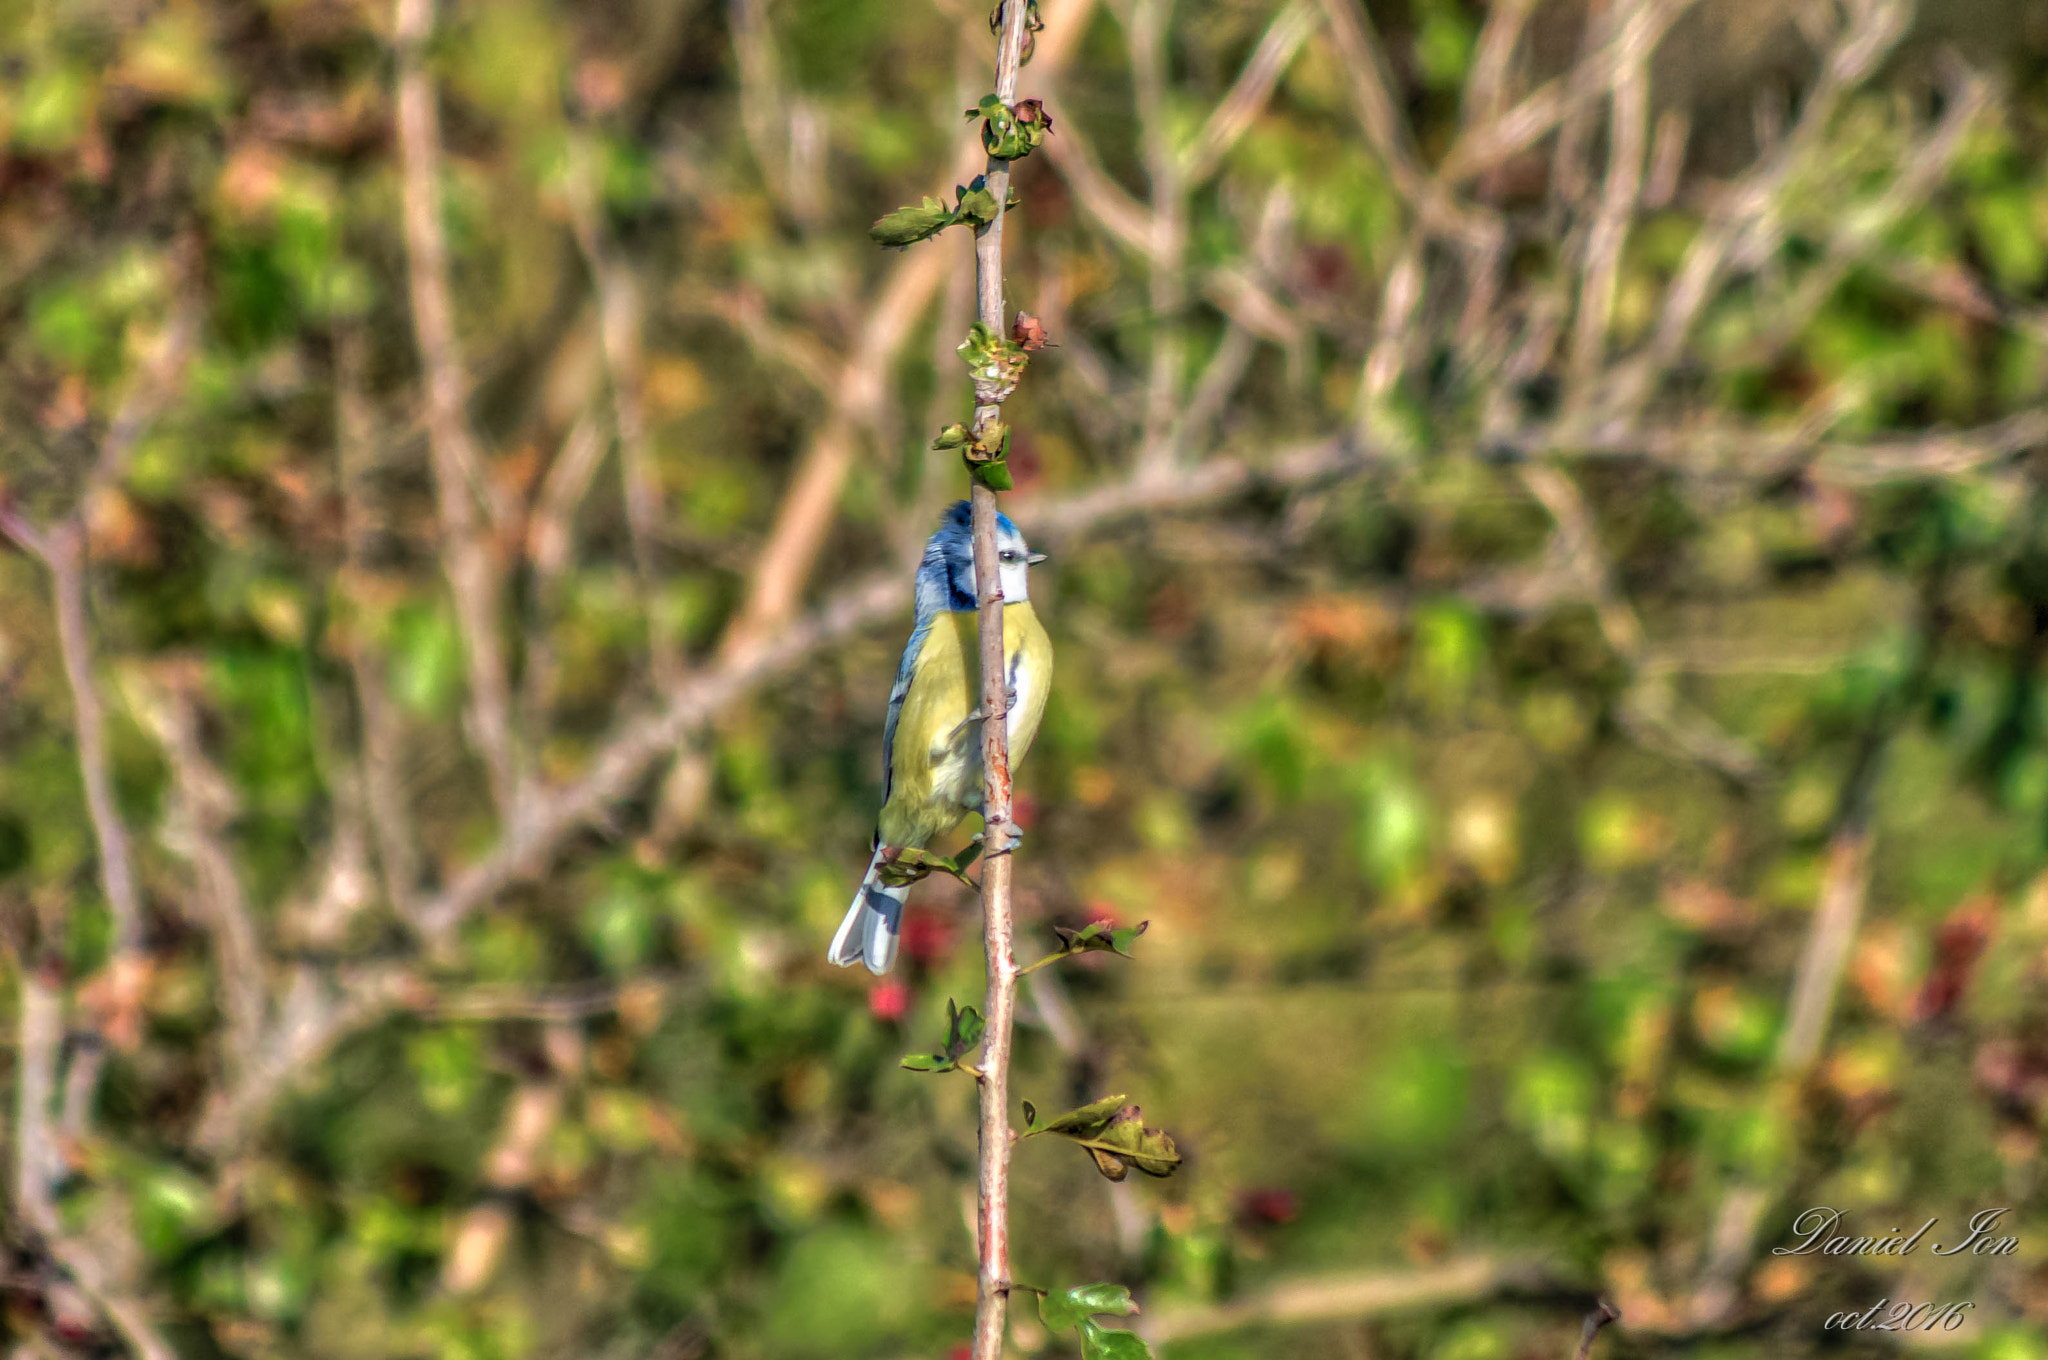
[878,612,934,809]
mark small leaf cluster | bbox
[932,419,1012,490]
[1021,919,1149,975]
[968,94,1054,161]
[959,319,1031,403]
[868,174,1019,249]
[873,841,983,889]
[901,999,986,1074]
[1035,1282,1150,1360]
[1022,1094,1182,1182]
[987,0,1048,63]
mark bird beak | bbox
[1026,552,1048,566]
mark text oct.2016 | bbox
[1823,1300,1972,1332]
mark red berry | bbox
[868,978,910,1022]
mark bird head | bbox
[918,499,1046,612]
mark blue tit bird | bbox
[829,500,1052,974]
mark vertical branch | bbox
[1131,0,1185,478]
[1562,0,1651,420]
[128,673,268,1068]
[1687,556,1945,1325]
[46,527,144,963]
[565,129,679,688]
[442,1024,580,1294]
[969,7,1032,1358]
[12,956,64,1240]
[394,0,520,821]
[335,329,424,918]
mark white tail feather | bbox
[829,846,910,974]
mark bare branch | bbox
[1438,0,1704,186]
[444,1025,579,1294]
[1572,1300,1622,1360]
[1754,66,1991,357]
[394,0,520,819]
[1181,0,1320,185]
[1517,461,1764,783]
[1564,2,1652,416]
[12,958,63,1239]
[1601,0,1912,420]
[43,528,146,961]
[520,411,609,747]
[1131,0,1187,477]
[565,126,679,687]
[126,668,269,1066]
[1461,0,1539,137]
[334,328,423,919]
[15,960,177,1360]
[1043,113,1160,262]
[1142,1256,1539,1345]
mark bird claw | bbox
[976,822,1024,855]
[947,689,1021,744]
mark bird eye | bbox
[1000,550,1019,563]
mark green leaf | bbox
[869,195,958,248]
[1081,1321,1152,1360]
[1050,919,1150,959]
[1025,1093,1128,1136]
[955,177,1000,227]
[1022,918,1150,975]
[874,844,981,889]
[1021,1094,1182,1180]
[1039,1282,1139,1331]
[1040,1283,1151,1360]
[900,998,987,1074]
[950,1000,986,1053]
[967,93,1053,160]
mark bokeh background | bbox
[6,0,2048,1356]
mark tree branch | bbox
[967,1,1032,1353]
[394,0,521,820]
[565,125,679,687]
[1141,1256,1544,1345]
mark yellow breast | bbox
[879,602,1052,848]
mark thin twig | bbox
[394,0,521,820]
[1042,110,1159,262]
[1563,0,1652,418]
[12,958,63,1239]
[128,670,269,1069]
[1687,552,1946,1326]
[565,126,679,688]
[334,328,423,919]
[520,411,608,744]
[1600,0,1911,422]
[1131,0,1187,477]
[1571,1300,1622,1360]
[1180,0,1320,186]
[443,1024,580,1294]
[44,528,145,960]
[1141,1256,1542,1345]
